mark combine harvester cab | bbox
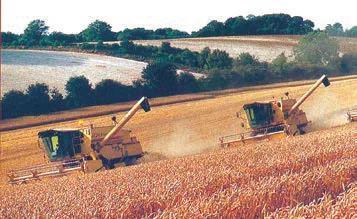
[7,97,150,184]
[220,75,330,147]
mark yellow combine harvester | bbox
[219,75,330,147]
[7,97,150,184]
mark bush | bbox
[141,61,178,96]
[50,88,67,112]
[81,42,94,50]
[26,83,51,115]
[294,32,339,65]
[340,54,357,73]
[110,43,120,50]
[177,72,199,94]
[93,79,132,104]
[65,75,93,108]
[1,90,28,119]
[95,41,104,50]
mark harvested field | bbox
[133,35,357,61]
[0,78,356,217]
[1,50,147,95]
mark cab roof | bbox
[38,128,80,137]
[243,101,273,109]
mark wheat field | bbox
[0,78,356,217]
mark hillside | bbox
[133,35,357,61]
[0,78,356,217]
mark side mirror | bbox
[111,116,118,125]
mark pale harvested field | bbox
[133,35,357,61]
[3,35,356,96]
[0,78,356,217]
[1,50,147,95]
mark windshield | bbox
[244,104,272,128]
[39,130,81,161]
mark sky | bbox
[2,0,356,34]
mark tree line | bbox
[2,31,357,119]
[2,13,357,48]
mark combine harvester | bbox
[7,97,150,184]
[347,109,357,122]
[219,75,330,147]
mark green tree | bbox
[194,20,226,37]
[120,40,135,54]
[294,32,339,65]
[177,72,199,94]
[1,90,28,119]
[80,20,115,42]
[46,31,77,46]
[206,49,232,69]
[340,54,357,73]
[198,47,211,69]
[93,79,131,104]
[26,83,51,115]
[271,52,288,77]
[233,53,268,83]
[50,88,67,111]
[325,23,344,36]
[1,32,19,46]
[65,75,92,108]
[22,19,49,46]
[234,53,259,66]
[224,16,248,35]
[141,61,178,96]
[345,26,357,37]
[160,42,173,53]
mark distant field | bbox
[133,35,357,61]
[3,35,356,96]
[1,50,147,95]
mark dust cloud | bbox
[141,121,218,163]
[304,89,351,132]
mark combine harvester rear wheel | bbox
[347,109,357,122]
